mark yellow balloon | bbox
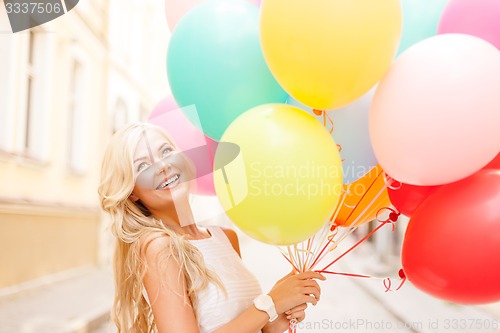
[214,104,343,245]
[260,0,402,110]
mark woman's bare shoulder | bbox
[139,231,171,257]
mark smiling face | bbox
[131,128,195,217]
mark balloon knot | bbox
[312,109,324,116]
[376,207,400,231]
[389,211,400,222]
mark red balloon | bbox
[402,169,500,304]
[387,182,440,217]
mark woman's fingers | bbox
[285,303,307,315]
[269,270,326,313]
[301,279,321,293]
[287,310,306,321]
[301,286,321,301]
[301,294,319,306]
[296,271,326,281]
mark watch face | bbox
[254,295,278,322]
[255,295,268,309]
[255,295,274,311]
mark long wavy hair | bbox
[98,122,223,333]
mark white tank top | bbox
[189,226,263,333]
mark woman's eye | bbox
[137,162,150,172]
[162,146,174,157]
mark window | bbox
[0,20,15,152]
[24,30,36,152]
[16,29,50,161]
[67,59,87,173]
[113,99,128,133]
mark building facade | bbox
[0,0,169,290]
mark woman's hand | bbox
[285,303,307,321]
[263,304,308,333]
[267,271,325,314]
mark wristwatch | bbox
[253,294,278,322]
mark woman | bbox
[98,122,325,333]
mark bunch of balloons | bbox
[371,0,500,304]
[156,0,500,305]
[159,0,402,247]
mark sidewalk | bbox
[0,267,114,333]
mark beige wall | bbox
[0,201,99,288]
[0,3,107,289]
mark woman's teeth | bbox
[158,174,180,189]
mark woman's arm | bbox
[212,271,322,333]
[220,228,318,333]
[143,236,200,333]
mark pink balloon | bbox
[165,0,260,32]
[370,34,500,186]
[484,153,500,170]
[438,0,500,50]
[148,96,217,196]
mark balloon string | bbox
[340,186,384,231]
[309,215,345,269]
[376,207,400,232]
[288,246,301,272]
[308,232,335,269]
[289,318,298,333]
[318,269,407,293]
[281,251,299,273]
[312,109,334,133]
[316,270,372,278]
[312,184,389,269]
[310,178,382,270]
[325,111,334,134]
[313,109,345,160]
[318,210,400,273]
[303,238,313,271]
[383,277,392,291]
[383,269,407,292]
[329,185,350,222]
[315,207,399,270]
[396,269,407,291]
[306,188,350,269]
[328,174,386,243]
[303,221,335,271]
[340,169,385,227]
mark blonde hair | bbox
[98,122,223,333]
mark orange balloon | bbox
[334,165,391,227]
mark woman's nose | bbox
[155,159,170,175]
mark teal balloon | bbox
[397,0,449,56]
[167,0,287,140]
